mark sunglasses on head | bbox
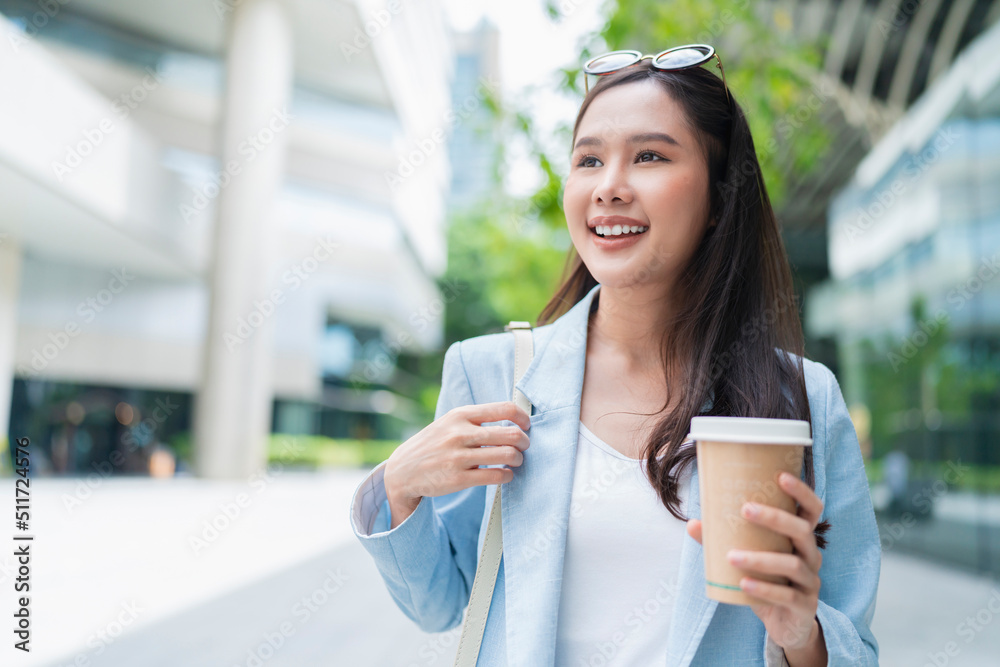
[582,44,729,103]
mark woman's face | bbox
[564,79,714,291]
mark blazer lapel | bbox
[499,282,718,666]
[500,283,595,665]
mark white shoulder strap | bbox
[453,321,533,665]
[506,320,534,415]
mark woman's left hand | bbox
[732,471,825,651]
[686,471,826,652]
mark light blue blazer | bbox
[350,282,881,666]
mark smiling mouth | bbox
[591,224,649,238]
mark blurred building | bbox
[807,18,1000,576]
[755,0,1000,369]
[446,17,501,211]
[0,0,455,477]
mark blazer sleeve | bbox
[797,363,882,664]
[348,339,488,633]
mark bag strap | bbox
[453,320,533,666]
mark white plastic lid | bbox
[687,416,812,446]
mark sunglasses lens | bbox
[586,51,640,74]
[654,47,709,69]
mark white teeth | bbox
[594,224,648,237]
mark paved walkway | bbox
[0,468,995,666]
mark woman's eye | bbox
[576,151,665,168]
[635,150,663,162]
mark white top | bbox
[553,420,691,667]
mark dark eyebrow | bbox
[573,132,681,151]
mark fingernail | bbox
[742,578,756,590]
[728,550,745,564]
[743,503,759,517]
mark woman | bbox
[350,47,880,666]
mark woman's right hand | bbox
[383,401,532,529]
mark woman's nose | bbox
[593,163,632,204]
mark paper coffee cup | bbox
[688,416,813,605]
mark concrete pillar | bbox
[0,237,22,461]
[193,0,293,478]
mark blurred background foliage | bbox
[855,295,1000,491]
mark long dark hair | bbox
[539,60,830,547]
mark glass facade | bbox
[807,43,1000,577]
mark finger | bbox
[468,445,524,469]
[778,472,824,527]
[467,424,531,452]
[738,575,805,608]
[465,466,514,487]
[726,549,821,593]
[686,519,702,545]
[462,401,531,433]
[741,502,822,573]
